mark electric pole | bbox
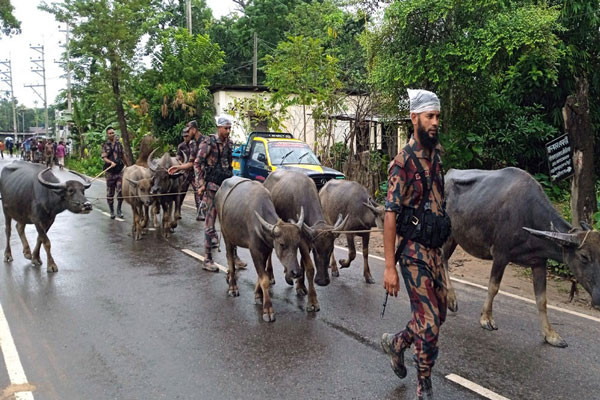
[26,44,49,138]
[185,0,192,34]
[0,58,18,141]
[253,32,258,86]
[56,23,73,142]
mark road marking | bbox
[0,301,35,400]
[96,210,125,222]
[333,245,600,323]
[446,374,509,400]
[181,249,228,273]
[182,204,196,210]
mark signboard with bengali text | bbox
[546,134,574,181]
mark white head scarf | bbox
[216,115,233,127]
[407,89,440,114]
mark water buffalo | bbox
[443,167,600,347]
[0,162,92,272]
[264,170,346,311]
[215,176,305,322]
[148,149,186,237]
[122,165,153,240]
[319,179,385,283]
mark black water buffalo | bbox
[0,162,92,272]
[148,150,185,237]
[443,167,600,347]
[215,176,306,322]
[122,165,153,240]
[319,179,384,283]
[264,170,346,312]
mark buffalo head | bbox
[255,207,305,282]
[524,224,600,310]
[127,177,153,206]
[37,168,93,214]
[363,198,385,229]
[303,213,348,286]
[148,149,182,194]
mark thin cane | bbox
[89,165,114,182]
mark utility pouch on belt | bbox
[394,145,451,262]
[204,137,233,186]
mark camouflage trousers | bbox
[391,250,447,379]
[106,171,123,206]
[180,176,201,210]
[203,188,218,256]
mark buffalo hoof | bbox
[31,258,42,267]
[228,288,239,297]
[262,312,276,322]
[296,287,307,296]
[480,317,498,331]
[47,264,58,273]
[365,275,375,284]
[254,296,262,305]
[269,278,276,286]
[23,252,32,260]
[339,259,350,269]
[331,269,339,277]
[4,254,13,262]
[448,298,459,313]
[544,334,568,348]
[234,259,247,269]
[306,303,320,312]
[285,275,294,286]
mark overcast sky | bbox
[0,0,237,108]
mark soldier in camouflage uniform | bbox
[194,116,234,272]
[168,125,198,214]
[382,89,447,400]
[101,127,125,219]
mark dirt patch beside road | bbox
[335,230,599,318]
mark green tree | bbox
[0,0,20,36]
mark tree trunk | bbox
[111,63,134,166]
[563,76,596,226]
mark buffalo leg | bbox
[329,252,339,277]
[532,264,567,347]
[142,204,149,229]
[133,204,142,240]
[442,237,459,312]
[4,214,12,262]
[339,233,356,269]
[302,244,319,312]
[265,252,275,286]
[361,233,375,284]
[225,241,239,297]
[35,224,57,272]
[295,245,308,297]
[32,235,43,267]
[162,201,171,238]
[251,249,275,322]
[480,258,508,331]
[16,223,31,260]
[152,202,160,228]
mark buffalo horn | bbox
[68,170,92,189]
[295,207,305,229]
[126,178,139,187]
[37,168,66,190]
[147,148,158,172]
[580,221,594,231]
[181,151,189,165]
[523,227,580,248]
[302,223,316,240]
[332,213,349,232]
[363,201,380,215]
[255,211,276,234]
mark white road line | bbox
[182,204,196,210]
[181,249,228,273]
[446,374,510,400]
[0,302,35,400]
[96,210,125,222]
[333,245,600,323]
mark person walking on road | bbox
[193,116,234,272]
[0,141,4,159]
[44,139,55,168]
[101,127,125,219]
[167,125,198,216]
[56,141,66,170]
[381,89,451,400]
[7,140,13,157]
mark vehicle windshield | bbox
[268,142,320,165]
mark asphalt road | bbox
[0,158,598,400]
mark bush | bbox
[65,147,104,177]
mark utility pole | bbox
[253,32,258,86]
[56,23,73,142]
[25,44,49,138]
[185,0,192,34]
[0,58,18,141]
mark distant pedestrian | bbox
[45,139,55,168]
[0,141,4,159]
[56,141,66,170]
[7,140,14,157]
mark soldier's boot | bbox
[109,204,116,219]
[116,201,124,218]
[202,252,219,272]
[381,333,408,379]
[416,376,433,400]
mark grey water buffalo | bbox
[264,170,346,311]
[148,150,186,237]
[122,165,153,240]
[443,167,600,347]
[215,176,305,322]
[319,179,384,283]
[0,162,92,272]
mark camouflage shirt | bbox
[194,134,234,192]
[177,139,198,181]
[385,138,445,258]
[101,139,124,164]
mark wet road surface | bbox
[0,159,599,399]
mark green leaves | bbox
[0,0,20,36]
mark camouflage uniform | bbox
[385,138,447,381]
[194,134,233,256]
[101,139,124,207]
[177,138,200,209]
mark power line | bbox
[25,44,49,137]
[0,58,17,139]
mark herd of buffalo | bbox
[1,156,599,347]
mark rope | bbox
[578,229,592,249]
[87,191,192,201]
[332,228,384,234]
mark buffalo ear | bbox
[126,178,138,188]
[523,227,579,248]
[580,221,594,231]
[302,223,316,241]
